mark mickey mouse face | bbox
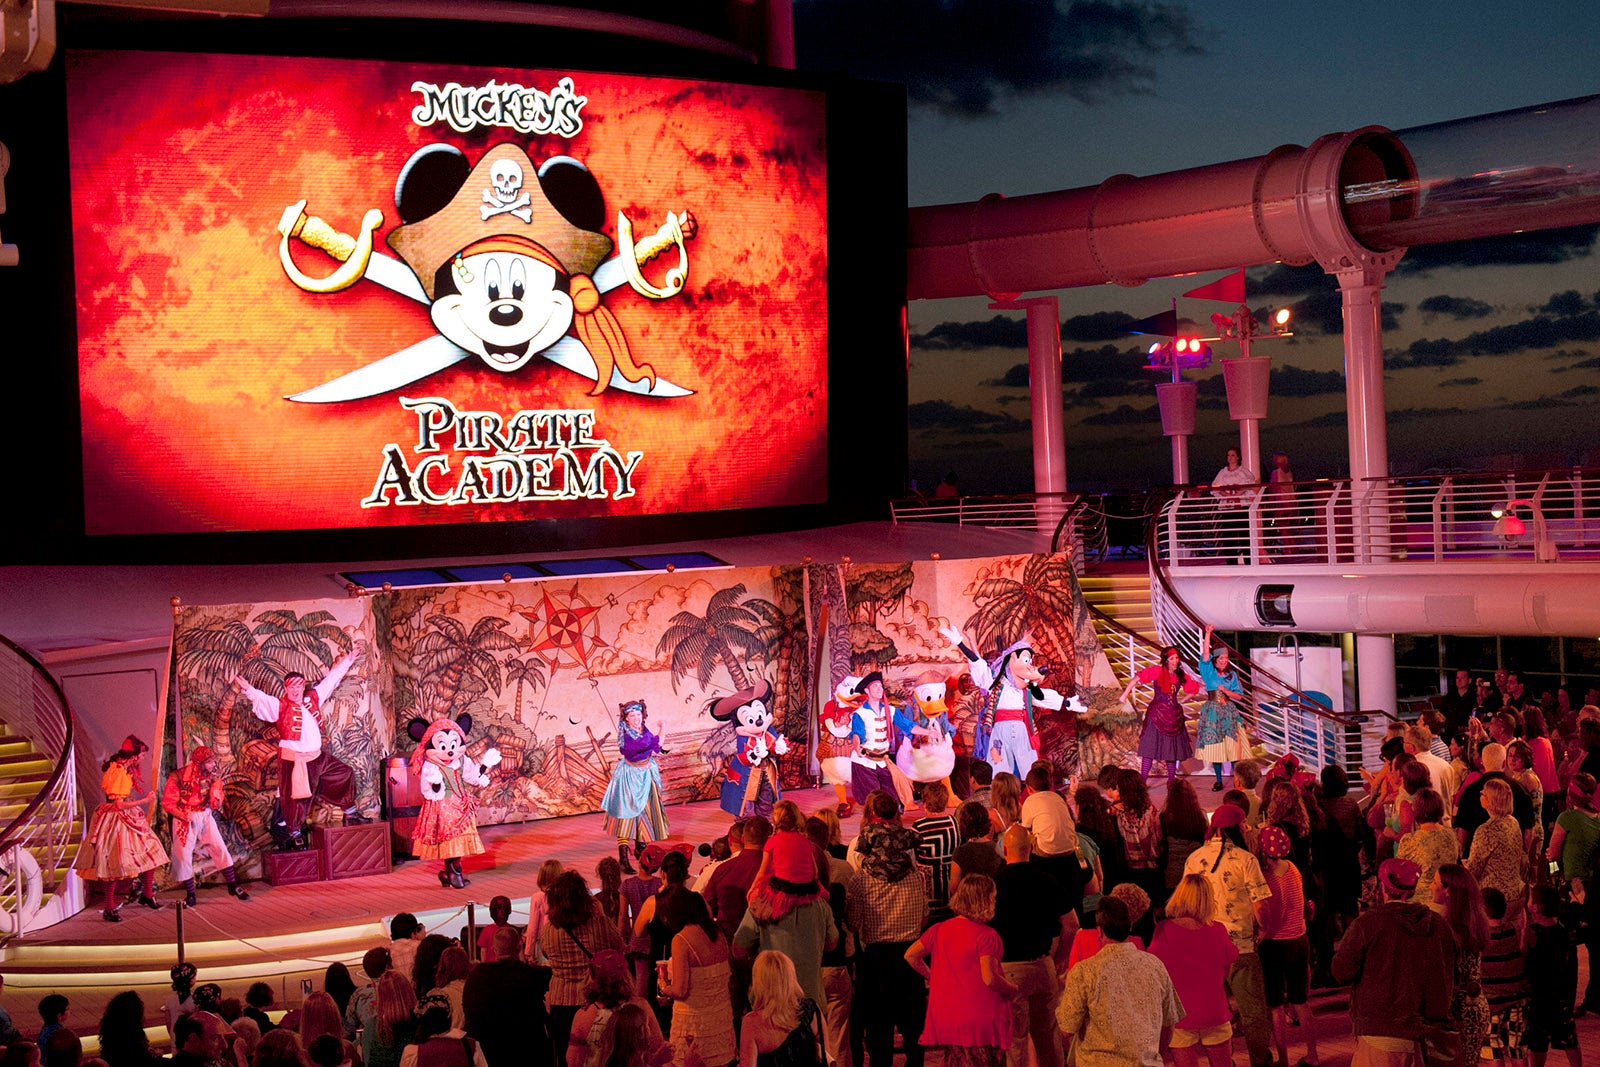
[734,699,770,736]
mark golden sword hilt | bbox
[277,200,383,293]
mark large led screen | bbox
[66,51,829,535]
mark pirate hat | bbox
[388,144,614,301]
[707,677,775,723]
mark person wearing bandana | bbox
[77,736,168,921]
[161,745,250,906]
[232,641,366,850]
[600,699,668,875]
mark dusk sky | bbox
[798,1,1600,493]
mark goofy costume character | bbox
[232,642,366,851]
[161,745,250,906]
[941,625,1068,778]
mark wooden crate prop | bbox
[312,821,392,880]
[266,849,323,886]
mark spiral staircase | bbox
[0,636,86,942]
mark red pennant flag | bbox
[1123,309,1178,337]
[1183,269,1246,303]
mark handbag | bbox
[1414,1023,1460,1066]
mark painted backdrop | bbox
[167,553,1131,870]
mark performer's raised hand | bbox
[773,735,790,756]
[938,624,968,650]
[480,748,503,769]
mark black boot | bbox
[446,859,468,890]
[617,843,635,875]
[182,879,197,908]
[224,870,250,901]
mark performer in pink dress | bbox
[406,714,501,889]
[1121,646,1202,785]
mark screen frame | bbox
[6,11,907,564]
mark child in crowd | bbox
[748,799,826,921]
[1523,886,1582,1067]
[520,859,563,964]
[1480,887,1527,1066]
[35,994,68,1048]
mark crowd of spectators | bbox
[4,669,1597,1067]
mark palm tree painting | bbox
[412,614,517,716]
[655,583,767,693]
[962,554,1083,687]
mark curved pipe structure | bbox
[908,94,1600,299]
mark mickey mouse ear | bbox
[455,712,473,737]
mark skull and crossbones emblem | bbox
[481,159,532,222]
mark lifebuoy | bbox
[0,844,43,934]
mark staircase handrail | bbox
[1146,493,1366,768]
[0,634,80,927]
[890,490,1083,533]
[1153,465,1600,568]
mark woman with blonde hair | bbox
[230,1016,262,1067]
[904,873,1016,1065]
[253,1028,312,1067]
[1435,864,1491,1067]
[1466,778,1528,928]
[813,806,847,860]
[739,951,824,1067]
[1150,874,1237,1067]
[988,773,1022,835]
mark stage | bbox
[4,786,858,1026]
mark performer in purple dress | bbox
[600,699,668,874]
[1121,646,1201,785]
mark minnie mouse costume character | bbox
[711,678,788,818]
[406,714,501,889]
[600,699,668,875]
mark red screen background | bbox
[67,51,829,535]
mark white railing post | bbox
[1431,481,1446,563]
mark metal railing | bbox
[890,491,1101,568]
[1154,467,1600,569]
[0,635,80,936]
[1144,509,1369,771]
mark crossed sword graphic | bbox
[276,202,698,402]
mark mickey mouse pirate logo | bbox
[277,142,697,402]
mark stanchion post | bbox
[465,901,477,960]
[176,900,186,965]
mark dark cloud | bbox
[1418,295,1494,320]
[1248,263,1327,298]
[1062,311,1138,342]
[1439,376,1483,387]
[1389,307,1600,368]
[1559,384,1600,399]
[1393,224,1599,274]
[1563,356,1600,370]
[1082,403,1157,426]
[1292,289,1404,335]
[1285,410,1350,429]
[985,363,1031,388]
[907,400,1027,432]
[1272,365,1346,397]
[912,315,1027,350]
[1545,348,1595,363]
[1503,396,1569,411]
[795,0,1203,118]
[1538,290,1593,316]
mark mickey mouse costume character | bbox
[406,714,501,889]
[77,736,168,922]
[600,699,668,875]
[231,640,366,850]
[160,745,250,906]
[711,678,788,818]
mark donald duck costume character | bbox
[940,624,1067,778]
[895,671,957,791]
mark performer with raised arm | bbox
[1195,625,1251,792]
[600,699,668,874]
[231,639,366,851]
[161,745,251,906]
[77,736,168,922]
[1121,646,1202,786]
[847,672,913,807]
[406,714,500,888]
[941,624,1067,778]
